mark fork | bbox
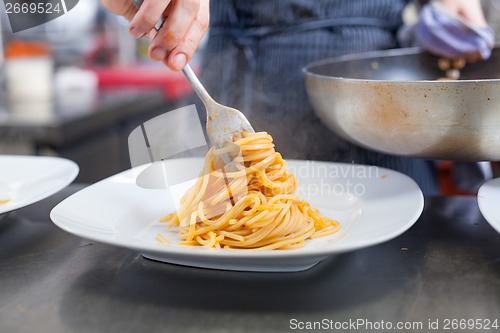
[131,0,255,161]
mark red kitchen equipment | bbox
[90,64,193,101]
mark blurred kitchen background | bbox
[0,0,499,187]
[0,0,203,183]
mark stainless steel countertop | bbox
[1,185,499,333]
[0,90,166,147]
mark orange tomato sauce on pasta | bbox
[159,132,340,250]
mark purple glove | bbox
[415,2,495,59]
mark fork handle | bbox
[131,0,216,109]
[182,65,216,108]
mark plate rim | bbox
[0,155,79,214]
[478,178,500,234]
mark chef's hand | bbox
[416,0,494,62]
[100,0,210,71]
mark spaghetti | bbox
[161,131,340,250]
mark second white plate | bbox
[0,155,79,215]
[50,158,423,272]
[478,178,500,234]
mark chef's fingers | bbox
[100,0,138,21]
[165,0,209,70]
[129,0,172,38]
[148,0,204,63]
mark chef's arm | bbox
[435,0,488,26]
[416,0,487,26]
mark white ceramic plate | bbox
[0,155,79,215]
[50,158,423,272]
[478,178,500,233]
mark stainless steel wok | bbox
[304,47,500,161]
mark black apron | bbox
[200,0,438,194]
